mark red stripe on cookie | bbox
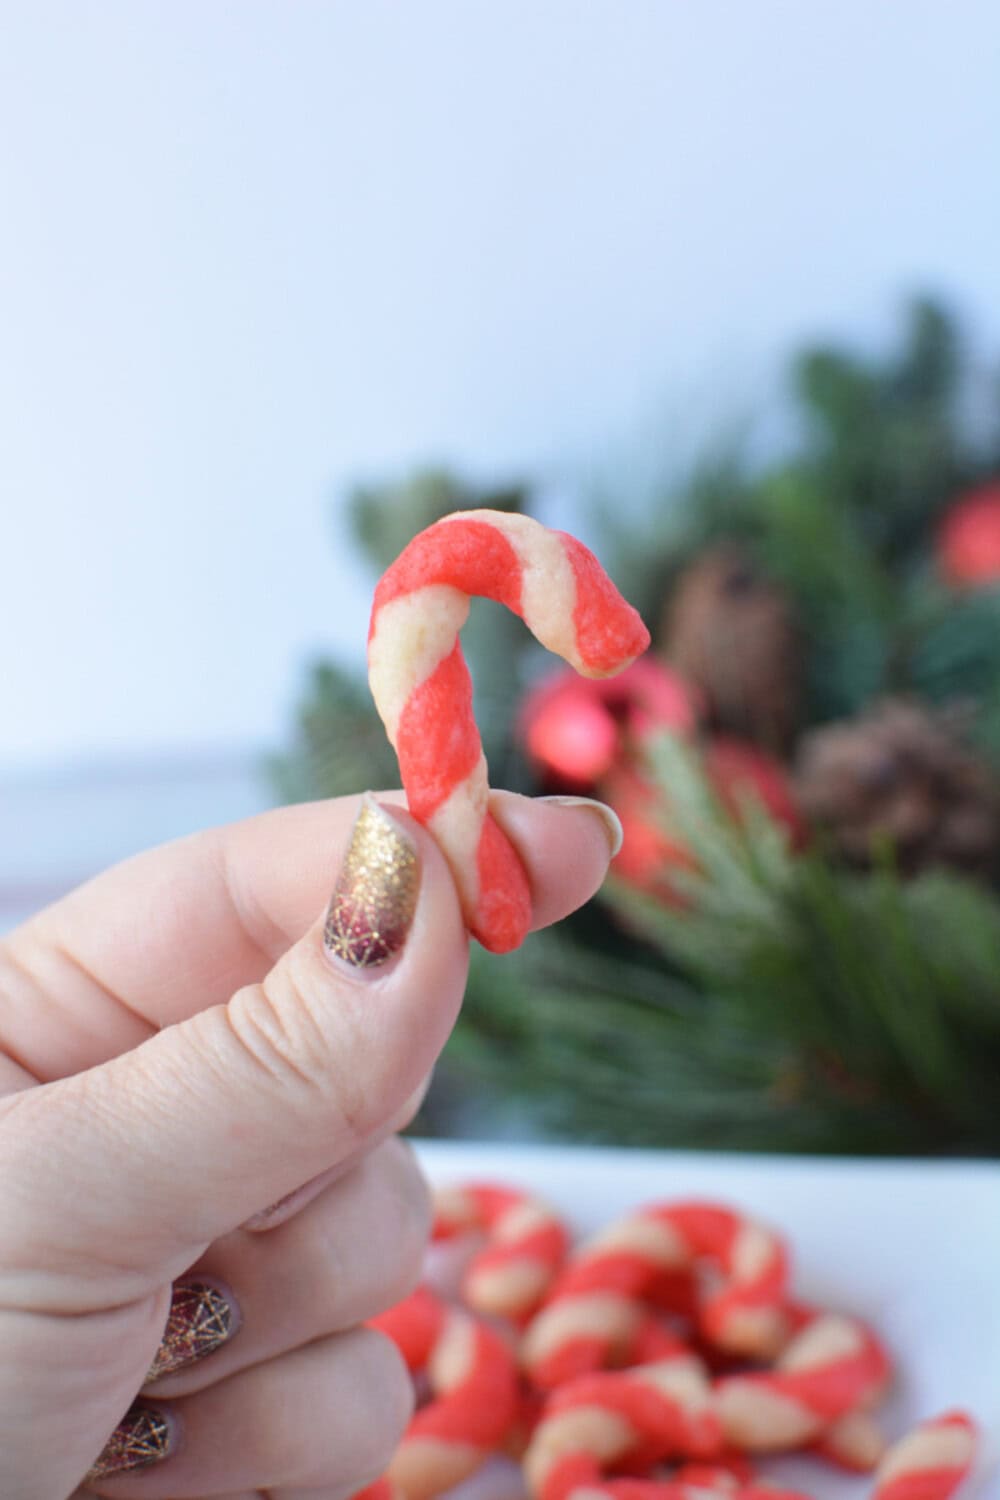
[372,518,524,620]
[560,531,650,675]
[472,812,532,954]
[396,642,480,821]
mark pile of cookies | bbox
[354,1182,978,1500]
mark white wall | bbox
[2,0,1000,767]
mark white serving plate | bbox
[414,1141,1000,1500]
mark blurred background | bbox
[4,2,1000,1152]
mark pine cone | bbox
[794,699,1000,879]
[660,545,801,753]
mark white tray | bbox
[413,1141,1000,1499]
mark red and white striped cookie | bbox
[433,1182,570,1323]
[521,1201,790,1389]
[358,1285,520,1500]
[872,1411,977,1500]
[716,1307,891,1453]
[523,1351,722,1500]
[368,509,650,952]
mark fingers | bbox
[145,1138,431,1398]
[490,792,621,928]
[0,802,462,1291]
[239,1067,432,1232]
[0,791,617,1086]
[83,1327,411,1498]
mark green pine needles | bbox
[274,297,1000,1155]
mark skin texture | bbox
[0,790,616,1500]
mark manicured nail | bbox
[145,1281,239,1381]
[537,795,624,857]
[84,1402,177,1480]
[323,796,419,970]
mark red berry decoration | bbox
[706,737,807,849]
[521,658,699,792]
[603,762,696,901]
[524,680,620,785]
[938,481,1000,587]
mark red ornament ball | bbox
[938,482,1000,587]
[525,684,619,785]
[521,658,699,791]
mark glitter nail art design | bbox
[85,1403,174,1479]
[146,1281,237,1381]
[323,798,419,969]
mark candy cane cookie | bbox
[368,510,650,952]
[521,1201,790,1389]
[872,1411,977,1500]
[523,1352,722,1500]
[433,1182,570,1322]
[362,1285,520,1500]
[715,1308,891,1454]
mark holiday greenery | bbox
[273,298,1000,1155]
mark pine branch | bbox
[597,733,1000,1152]
[274,296,1000,1157]
[267,660,399,804]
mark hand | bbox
[0,791,618,1500]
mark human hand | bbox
[0,790,619,1500]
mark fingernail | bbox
[537,795,624,857]
[145,1280,239,1381]
[323,796,420,971]
[84,1401,177,1480]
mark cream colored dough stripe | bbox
[428,757,489,913]
[779,1313,862,1372]
[469,1259,550,1310]
[584,1214,687,1265]
[433,1185,476,1223]
[717,1382,818,1448]
[495,1199,558,1241]
[524,1406,634,1493]
[368,584,470,743]
[640,1355,712,1410]
[731,1220,777,1279]
[521,1292,640,1363]
[443,510,583,670]
[392,1436,483,1500]
[428,1311,477,1389]
[877,1424,975,1486]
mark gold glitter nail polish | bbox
[145,1282,237,1382]
[323,798,419,969]
[84,1402,175,1480]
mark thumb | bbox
[0,798,465,1304]
[0,794,616,1307]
